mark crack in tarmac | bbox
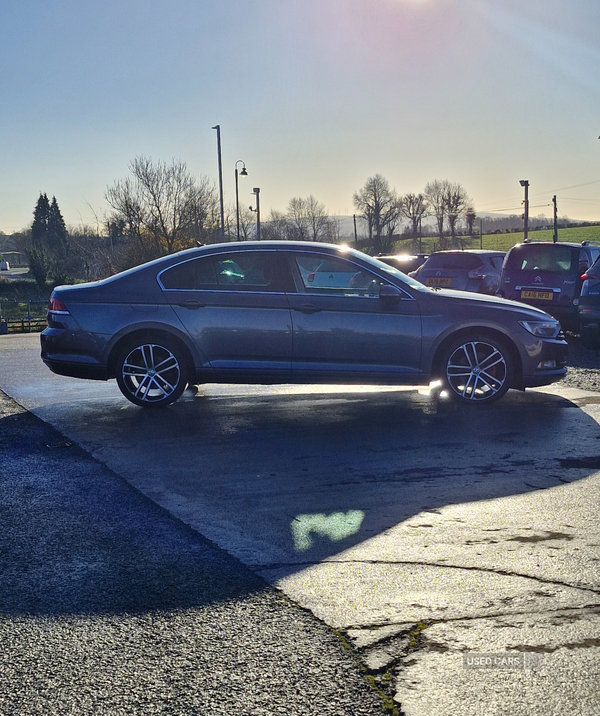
[255,559,600,596]
[347,603,600,634]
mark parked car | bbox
[299,258,365,290]
[41,241,568,407]
[409,250,506,295]
[578,255,600,348]
[376,254,429,275]
[496,241,600,332]
[0,260,9,271]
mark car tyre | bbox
[116,337,189,408]
[580,325,600,350]
[439,334,513,404]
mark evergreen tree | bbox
[31,193,50,247]
[27,193,75,286]
[48,196,69,255]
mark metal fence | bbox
[0,300,47,334]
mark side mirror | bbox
[379,284,402,306]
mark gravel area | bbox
[0,392,383,716]
[560,335,600,391]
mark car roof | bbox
[431,249,504,253]
[509,241,598,249]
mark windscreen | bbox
[422,254,483,270]
[507,245,575,274]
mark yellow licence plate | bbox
[426,278,452,286]
[521,290,553,301]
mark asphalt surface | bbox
[0,390,383,715]
[2,334,600,715]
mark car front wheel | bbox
[116,338,189,408]
[439,335,513,404]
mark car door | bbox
[159,250,294,378]
[284,251,422,382]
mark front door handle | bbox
[294,304,321,314]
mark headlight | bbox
[519,320,561,338]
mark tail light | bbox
[581,273,600,281]
[47,297,70,314]
[467,270,485,280]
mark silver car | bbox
[41,241,568,407]
[411,250,506,294]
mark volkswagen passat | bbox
[41,241,568,407]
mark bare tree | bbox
[400,193,429,248]
[424,179,449,248]
[236,205,256,240]
[105,156,219,263]
[286,197,311,241]
[353,175,400,254]
[262,210,290,241]
[304,195,332,242]
[444,182,471,247]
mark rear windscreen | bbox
[506,246,575,274]
[423,254,482,270]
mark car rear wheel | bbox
[116,338,189,408]
[440,335,513,404]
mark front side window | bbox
[293,254,385,297]
[160,251,291,292]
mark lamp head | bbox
[240,167,248,176]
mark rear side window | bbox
[424,254,483,270]
[489,256,505,271]
[160,252,293,292]
[161,258,218,289]
[506,246,575,274]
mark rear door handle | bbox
[177,300,205,309]
[294,304,321,314]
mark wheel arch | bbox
[430,326,523,389]
[107,327,196,381]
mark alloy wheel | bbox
[120,343,182,405]
[445,339,509,403]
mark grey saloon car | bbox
[41,241,568,407]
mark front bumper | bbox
[519,336,568,389]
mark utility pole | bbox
[520,180,529,241]
[212,125,226,242]
[235,160,248,241]
[250,188,261,240]
[353,214,358,246]
[552,195,558,243]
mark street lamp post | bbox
[250,187,261,240]
[520,180,530,241]
[212,125,226,242]
[235,161,248,241]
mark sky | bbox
[1,0,600,234]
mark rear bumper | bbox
[41,328,109,381]
[42,356,108,381]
